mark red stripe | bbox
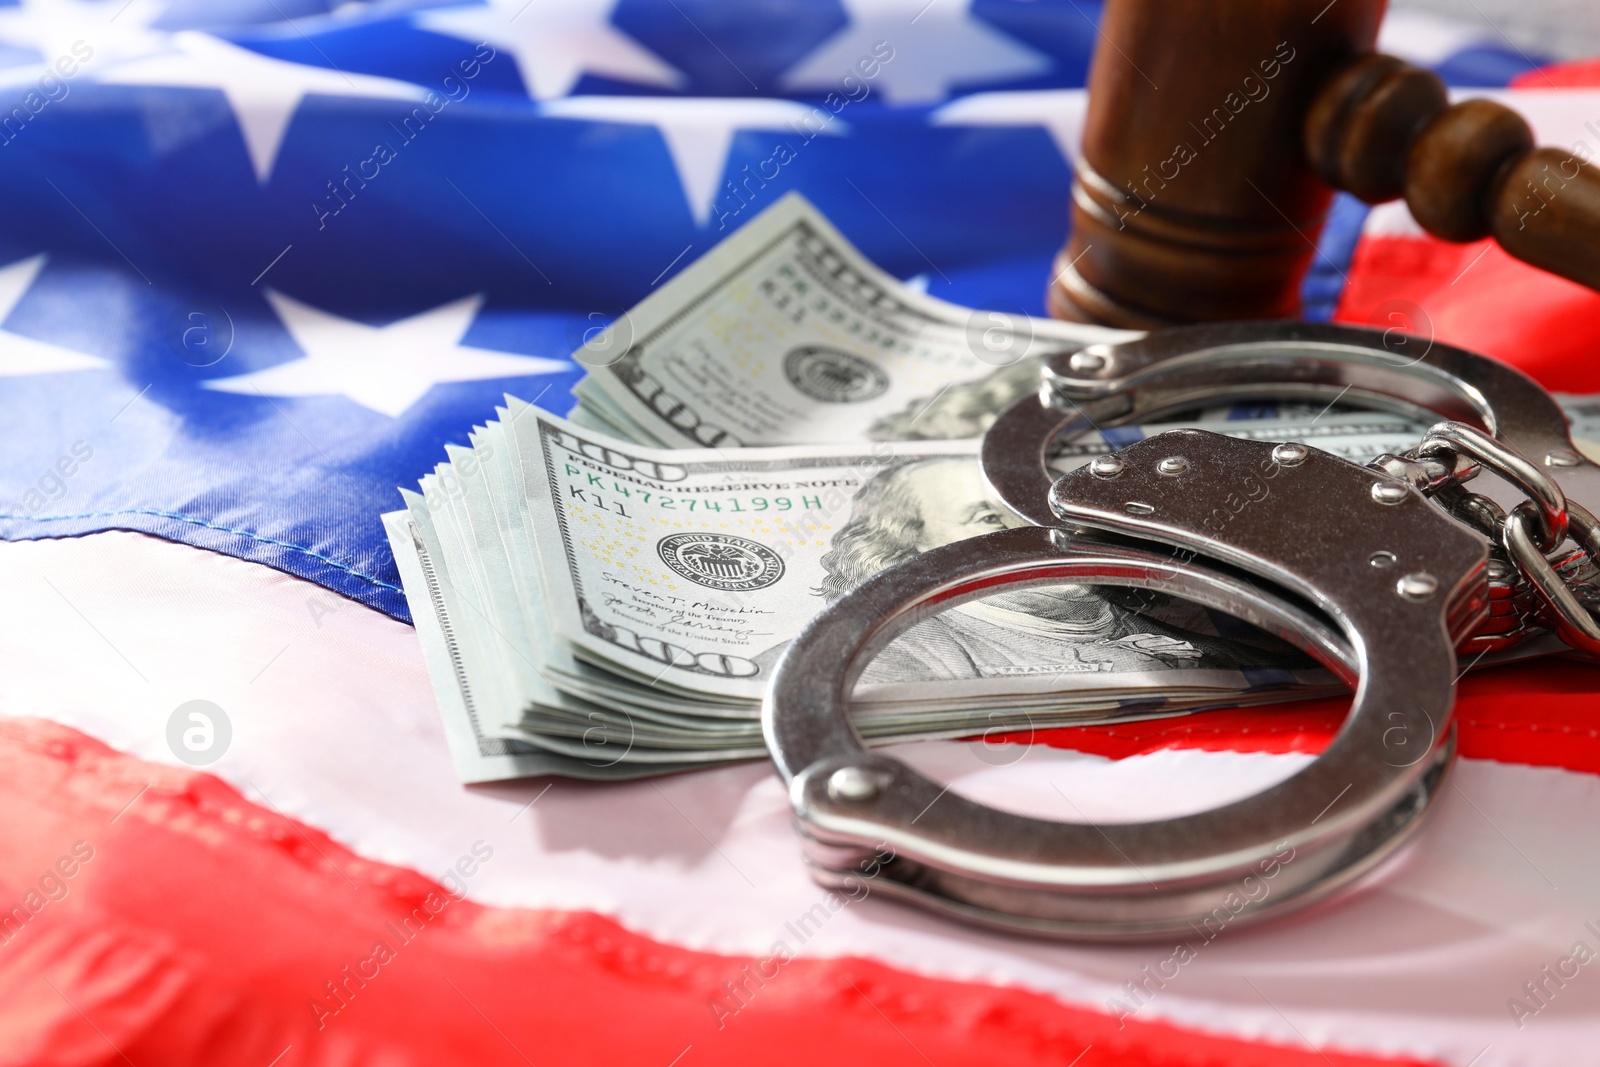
[1510,58,1600,87]
[1334,234,1600,394]
[1009,659,1600,773]
[0,717,1438,1067]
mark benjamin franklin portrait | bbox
[771,456,1304,685]
[867,358,1041,441]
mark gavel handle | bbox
[1306,54,1600,293]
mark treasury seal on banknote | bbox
[783,346,889,403]
[658,533,785,591]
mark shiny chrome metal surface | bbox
[981,320,1600,530]
[1507,501,1600,655]
[1417,421,1569,552]
[764,432,1487,939]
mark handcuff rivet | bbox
[1089,455,1125,479]
[1068,348,1110,374]
[828,765,881,802]
[1371,482,1409,505]
[1271,442,1310,467]
[1370,551,1397,568]
[1156,456,1190,477]
[1545,448,1582,468]
[1397,572,1439,601]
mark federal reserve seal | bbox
[783,346,889,403]
[658,533,785,591]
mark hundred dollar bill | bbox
[387,404,1427,780]
[391,392,1600,781]
[1558,395,1600,454]
[515,405,1336,706]
[384,501,719,783]
[569,191,1134,448]
[387,171,1600,781]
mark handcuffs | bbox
[763,321,1600,940]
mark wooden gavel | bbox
[1050,0,1600,328]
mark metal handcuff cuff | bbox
[762,321,1600,940]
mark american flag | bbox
[0,1,1597,1064]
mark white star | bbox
[98,31,425,182]
[782,0,1051,106]
[202,290,571,418]
[415,0,680,100]
[931,88,1087,166]
[542,96,844,225]
[0,255,112,376]
[0,0,169,72]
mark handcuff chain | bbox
[1373,421,1600,658]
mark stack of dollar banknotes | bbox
[384,194,1600,783]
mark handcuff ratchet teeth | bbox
[763,320,1598,940]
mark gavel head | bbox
[1054,0,1600,326]
[1050,0,1387,328]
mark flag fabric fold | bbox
[1,2,1597,1064]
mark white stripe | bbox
[3,531,1597,1066]
[1361,199,1427,238]
[1456,89,1600,148]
